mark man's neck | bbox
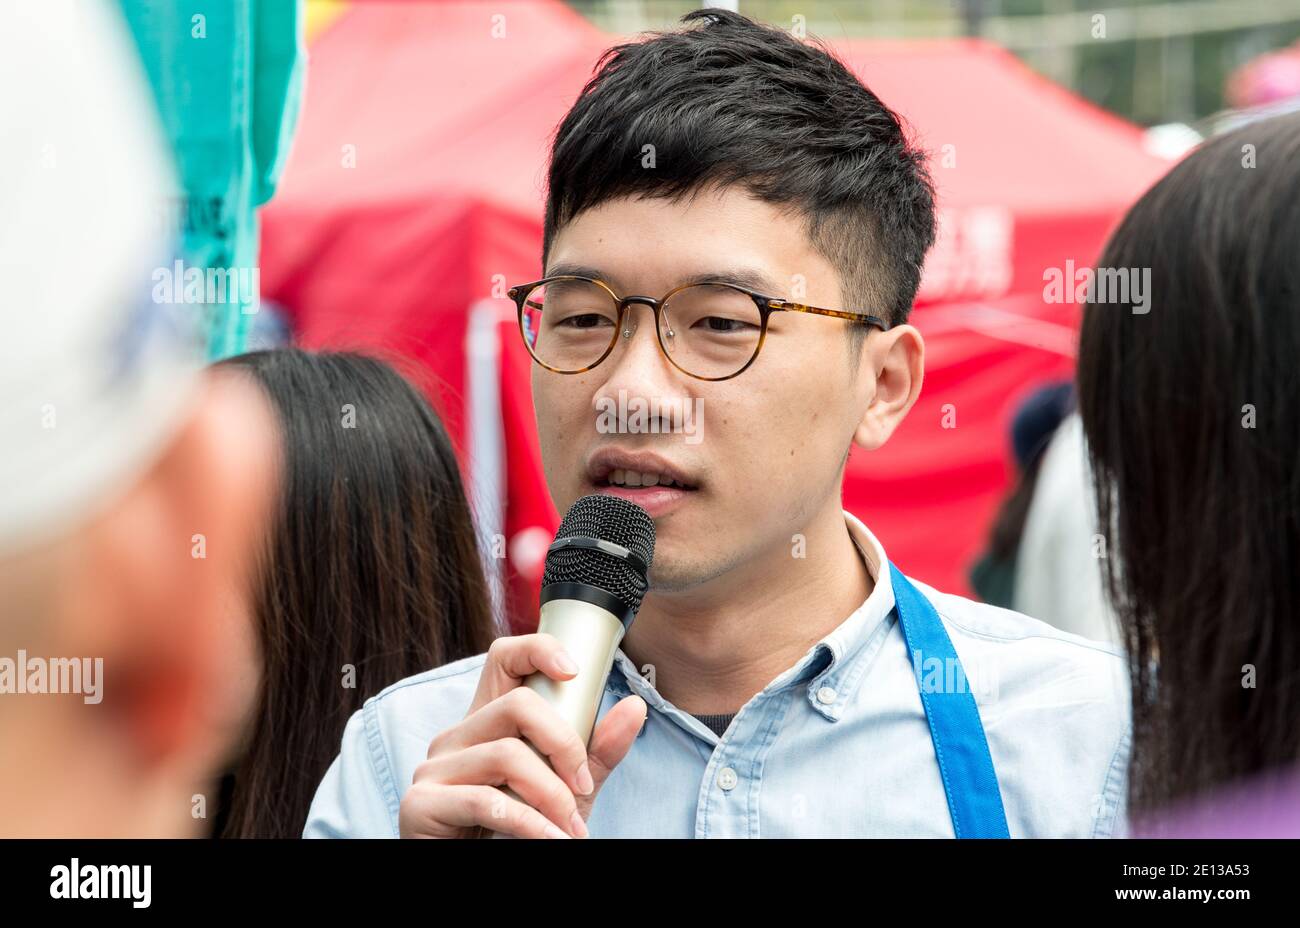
[619,504,873,715]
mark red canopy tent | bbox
[261,0,1172,630]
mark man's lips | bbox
[585,449,700,490]
[584,449,701,518]
[589,482,696,518]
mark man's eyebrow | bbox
[543,263,781,296]
[677,268,780,294]
[544,262,608,283]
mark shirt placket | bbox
[691,685,793,838]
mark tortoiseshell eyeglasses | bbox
[507,275,890,382]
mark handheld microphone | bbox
[489,494,654,837]
[525,493,656,745]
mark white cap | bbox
[0,0,204,555]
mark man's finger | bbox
[434,686,592,797]
[423,738,587,838]
[400,783,571,839]
[576,695,647,819]
[469,634,579,711]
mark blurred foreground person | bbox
[0,0,277,836]
[1077,112,1300,833]
[211,349,497,838]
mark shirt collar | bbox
[608,510,898,724]
[798,509,897,720]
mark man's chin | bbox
[644,547,725,596]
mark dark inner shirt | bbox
[692,712,737,738]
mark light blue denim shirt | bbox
[305,511,1132,838]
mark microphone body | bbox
[525,594,629,746]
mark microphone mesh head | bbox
[542,495,655,615]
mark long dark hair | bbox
[1077,113,1300,816]
[214,349,497,837]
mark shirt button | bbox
[816,685,837,705]
[717,767,738,791]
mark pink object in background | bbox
[1228,42,1300,109]
[1132,764,1300,838]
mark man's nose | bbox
[594,303,687,405]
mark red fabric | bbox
[261,0,1173,628]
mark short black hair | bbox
[543,7,936,332]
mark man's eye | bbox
[558,313,613,329]
[695,316,756,332]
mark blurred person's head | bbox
[969,381,1075,607]
[1077,111,1300,815]
[533,9,934,600]
[0,0,278,836]
[0,377,277,838]
[213,349,497,838]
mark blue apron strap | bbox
[890,562,1010,838]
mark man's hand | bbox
[398,633,647,838]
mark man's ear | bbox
[62,373,277,782]
[853,324,924,452]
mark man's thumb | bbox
[577,695,647,819]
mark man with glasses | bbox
[306,9,1129,839]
